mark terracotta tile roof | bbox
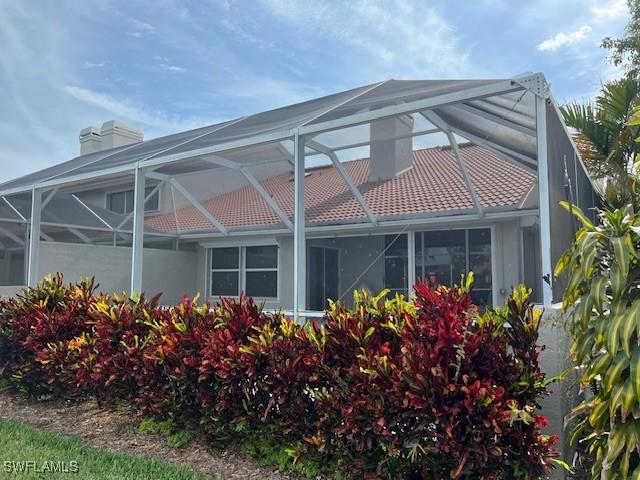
[145,144,536,233]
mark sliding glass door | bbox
[414,228,492,307]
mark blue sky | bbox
[0,0,629,181]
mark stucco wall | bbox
[0,285,24,298]
[37,241,198,304]
[538,309,572,480]
[493,219,524,305]
[277,236,294,311]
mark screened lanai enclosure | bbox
[0,74,598,314]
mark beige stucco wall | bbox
[37,241,198,304]
[538,309,571,480]
[493,219,524,305]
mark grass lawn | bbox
[0,419,210,479]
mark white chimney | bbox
[368,114,414,182]
[100,120,143,150]
[79,126,102,155]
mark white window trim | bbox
[208,243,279,302]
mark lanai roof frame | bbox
[0,73,594,312]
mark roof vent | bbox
[100,120,143,150]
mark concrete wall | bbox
[0,285,23,298]
[538,309,572,480]
[37,241,198,304]
[277,236,294,310]
[493,219,524,305]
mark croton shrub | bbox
[0,274,559,479]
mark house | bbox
[0,75,598,315]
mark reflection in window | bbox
[415,228,492,306]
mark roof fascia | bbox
[177,208,538,241]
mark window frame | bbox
[208,244,279,301]
[210,247,242,297]
[105,186,161,215]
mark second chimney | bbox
[368,114,414,182]
[100,120,143,150]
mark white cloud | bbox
[258,0,474,77]
[220,19,277,51]
[537,25,593,51]
[126,19,156,38]
[82,62,104,69]
[64,86,205,134]
[158,63,186,72]
[591,0,627,19]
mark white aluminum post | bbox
[407,231,415,296]
[27,188,42,286]
[130,166,146,293]
[293,133,306,320]
[536,96,553,307]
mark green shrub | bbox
[0,274,97,397]
[557,201,640,478]
[137,417,195,448]
[0,274,559,479]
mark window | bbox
[107,187,159,214]
[415,228,492,306]
[384,234,408,297]
[468,229,492,306]
[211,247,240,296]
[308,246,339,310]
[416,230,466,287]
[245,245,278,298]
[210,245,278,298]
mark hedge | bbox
[0,274,559,479]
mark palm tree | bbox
[561,78,640,206]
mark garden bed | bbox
[0,392,304,480]
[0,275,559,479]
